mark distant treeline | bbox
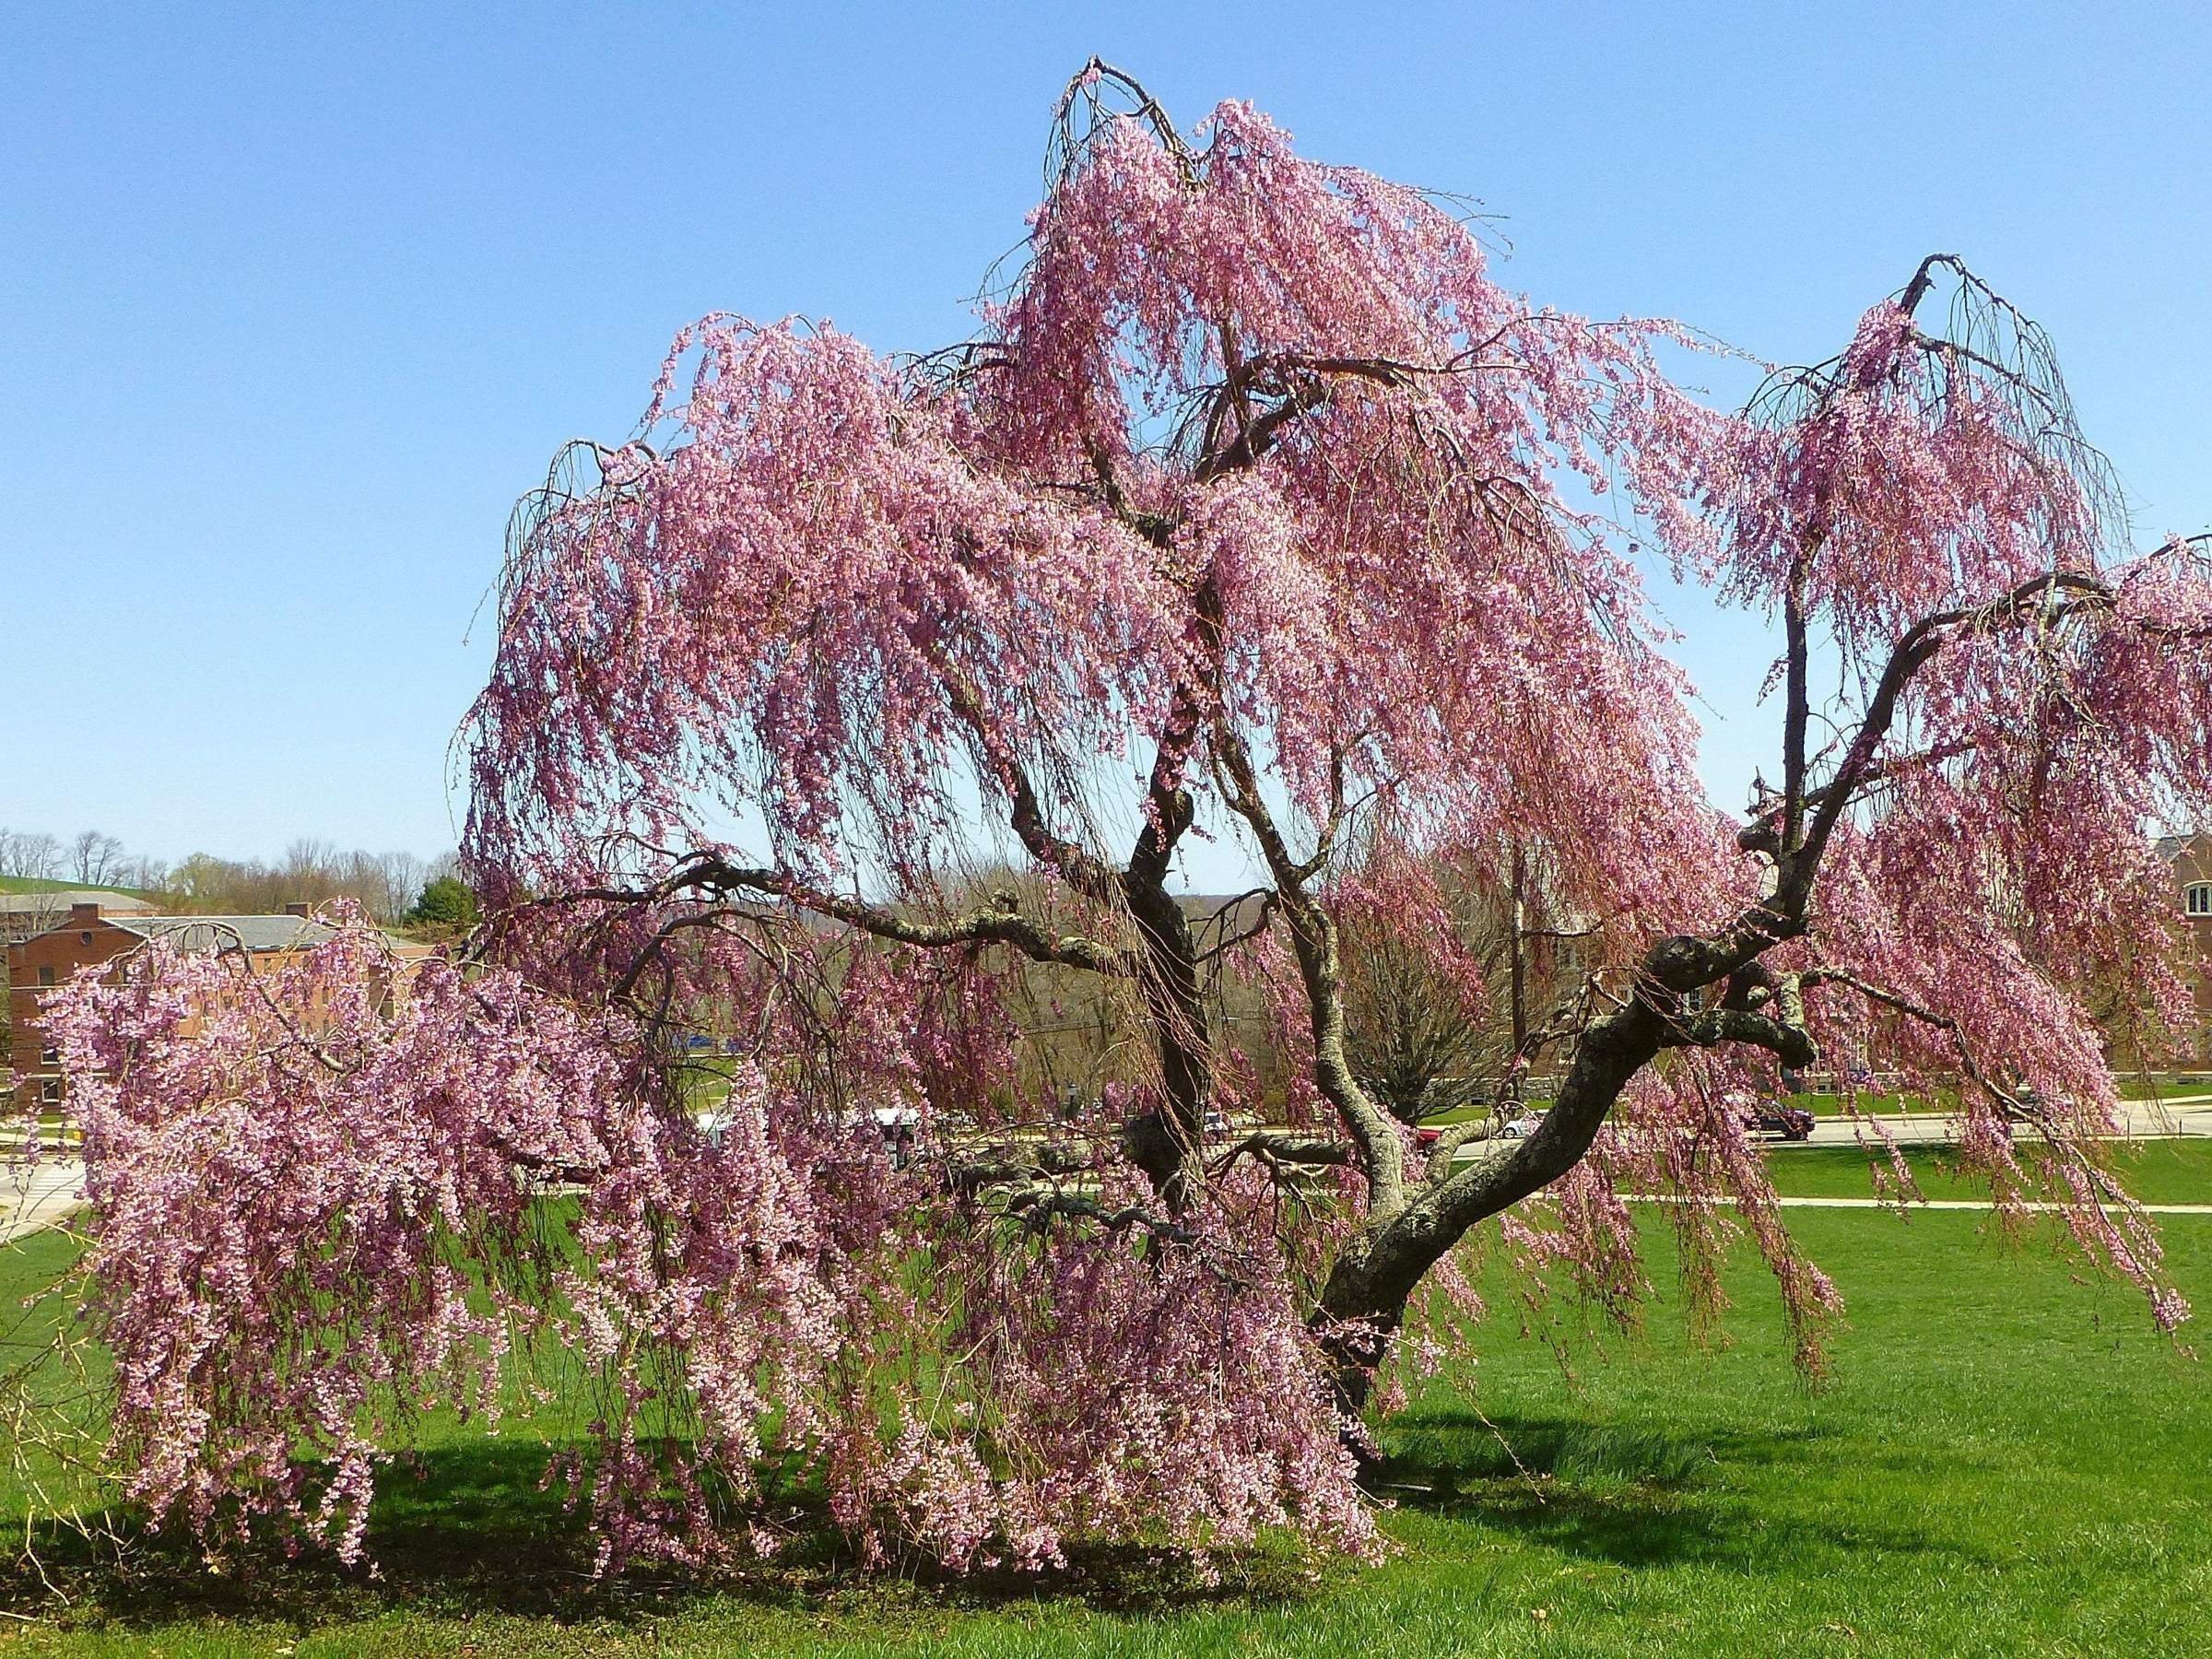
[0,826,457,926]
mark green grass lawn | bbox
[2118,1073,2212,1100]
[1762,1138,2212,1204]
[4,1176,2209,1655]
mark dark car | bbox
[1742,1104,1815,1142]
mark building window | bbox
[36,965,54,986]
[41,1079,60,1104]
[41,1046,59,1065]
[2189,883,2212,918]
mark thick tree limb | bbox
[1314,995,1667,1394]
[1660,1005,1818,1070]
[557,854,1136,981]
[1209,1132,1353,1178]
[1000,1186,1196,1247]
[947,1139,1100,1193]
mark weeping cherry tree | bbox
[25,63,2212,1574]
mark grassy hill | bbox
[0,875,159,900]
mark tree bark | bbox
[1119,864,1214,1213]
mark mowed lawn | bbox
[3,1152,2210,1654]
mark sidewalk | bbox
[1799,1098,2212,1148]
[0,1159,85,1246]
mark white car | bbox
[1497,1110,1546,1140]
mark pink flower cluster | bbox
[39,917,1371,1571]
[43,925,620,1560]
[462,93,1745,940]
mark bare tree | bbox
[0,830,60,881]
[68,830,125,886]
[151,841,442,922]
[1335,838,1586,1124]
[116,854,169,892]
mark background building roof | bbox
[108,914,335,953]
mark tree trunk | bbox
[1312,998,1666,1414]
[1120,869,1213,1213]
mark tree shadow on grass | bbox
[1370,1407,2002,1575]
[0,1437,1335,1639]
[3,1408,2010,1637]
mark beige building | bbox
[0,888,159,947]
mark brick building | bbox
[2159,833,2212,1065]
[6,903,341,1108]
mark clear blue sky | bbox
[6,2,2206,880]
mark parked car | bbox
[1741,1103,1816,1141]
[1498,1110,1546,1140]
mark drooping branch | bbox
[1048,58,1194,191]
[1741,546,2210,865]
[1739,740,1978,857]
[1191,888,1279,967]
[936,667,1124,907]
[1799,965,2026,1104]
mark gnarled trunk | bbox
[1312,998,1668,1412]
